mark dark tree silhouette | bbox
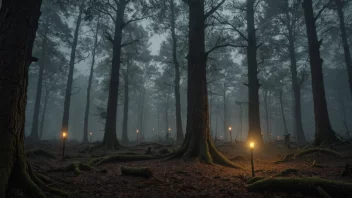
[172,0,239,168]
[0,0,46,197]
[302,0,338,145]
[61,3,84,135]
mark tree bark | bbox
[103,0,126,149]
[172,0,239,168]
[30,18,49,140]
[139,87,146,140]
[223,83,229,141]
[170,0,184,144]
[336,0,352,98]
[83,17,99,143]
[246,0,263,145]
[121,57,130,144]
[279,90,289,135]
[0,0,46,197]
[263,90,270,141]
[39,89,50,139]
[302,0,338,146]
[288,28,306,143]
[61,4,83,134]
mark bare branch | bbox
[120,38,141,48]
[213,13,248,41]
[206,43,247,56]
[204,0,226,20]
[104,31,114,44]
[314,0,333,21]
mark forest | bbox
[1,0,352,197]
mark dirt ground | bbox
[20,140,352,198]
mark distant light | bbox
[89,132,92,135]
[168,128,171,131]
[136,130,139,133]
[62,132,67,139]
[249,142,255,149]
[229,127,232,131]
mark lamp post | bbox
[228,126,233,143]
[89,132,92,143]
[249,142,255,177]
[62,132,67,161]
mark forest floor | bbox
[20,139,352,198]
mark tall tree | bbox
[267,0,307,143]
[83,16,100,143]
[172,0,239,167]
[29,1,70,140]
[91,0,148,149]
[334,0,352,98]
[0,0,47,197]
[61,2,84,135]
[302,0,338,145]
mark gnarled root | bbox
[90,155,154,166]
[274,148,341,164]
[247,177,352,197]
[49,162,100,176]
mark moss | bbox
[247,177,352,197]
[120,167,152,178]
[247,177,265,184]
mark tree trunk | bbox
[139,87,146,140]
[302,0,338,146]
[223,83,229,141]
[165,96,169,140]
[172,0,238,168]
[83,17,99,143]
[336,0,352,99]
[122,58,130,144]
[263,90,270,141]
[30,18,49,140]
[0,0,46,197]
[61,4,83,134]
[246,0,263,145]
[279,90,289,135]
[39,90,50,139]
[102,0,126,149]
[288,29,306,143]
[170,0,184,144]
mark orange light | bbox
[249,142,255,149]
[229,127,232,131]
[62,132,67,139]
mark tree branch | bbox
[204,0,226,20]
[314,0,333,21]
[206,43,247,56]
[104,31,114,44]
[120,38,141,48]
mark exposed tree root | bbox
[168,132,243,169]
[26,149,56,159]
[247,177,352,197]
[229,156,246,161]
[246,177,265,184]
[274,168,299,177]
[295,148,341,158]
[120,166,152,178]
[274,148,341,164]
[312,160,324,168]
[26,161,68,197]
[49,162,100,176]
[90,155,154,166]
[135,142,170,148]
